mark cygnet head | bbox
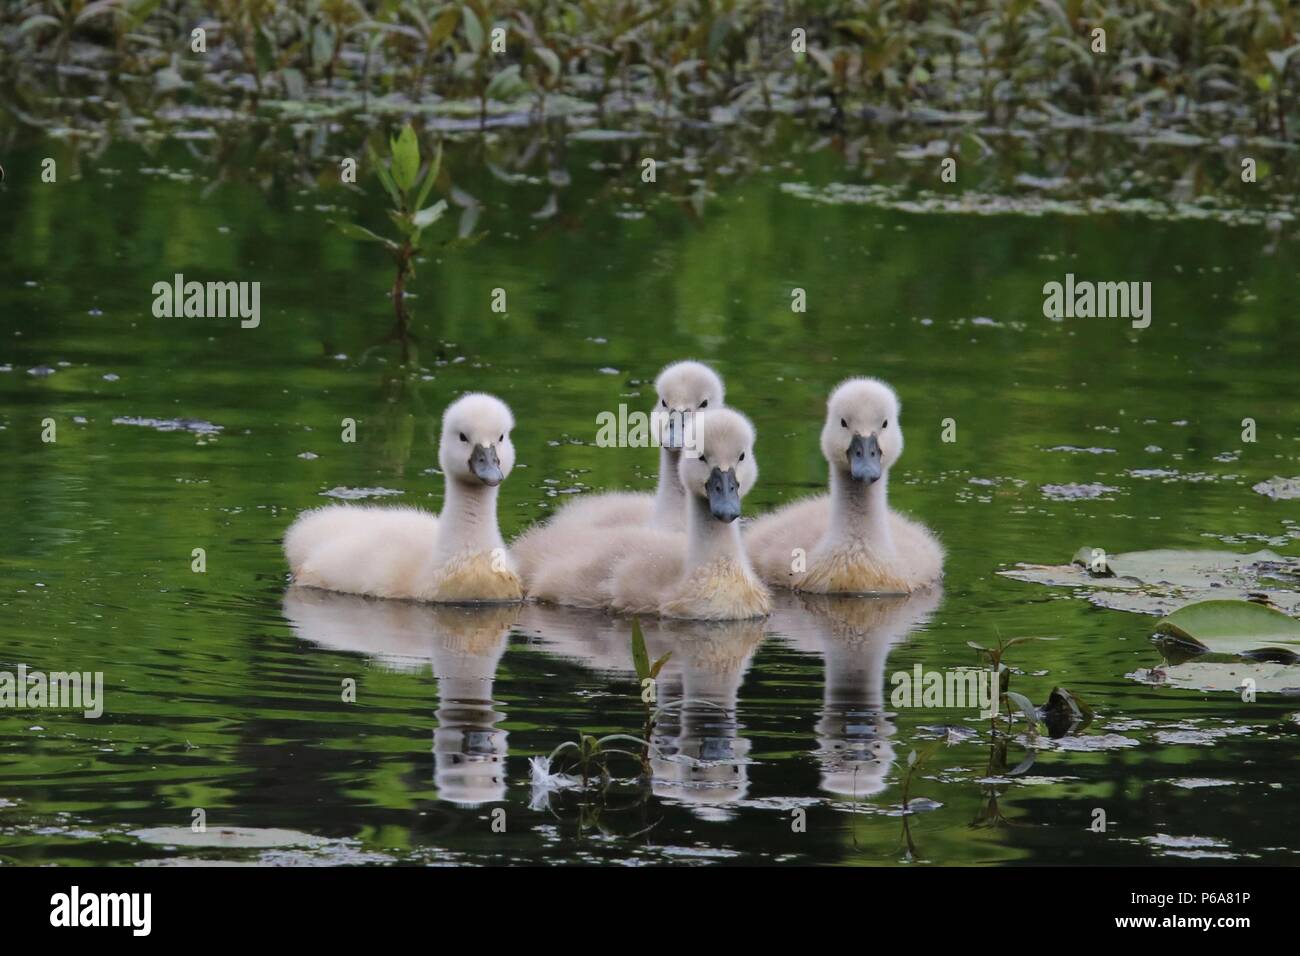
[679,408,757,523]
[821,378,902,485]
[654,360,725,449]
[439,393,516,487]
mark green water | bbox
[1,123,1298,866]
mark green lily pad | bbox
[1152,599,1300,663]
[1001,548,1300,617]
[1132,661,1300,694]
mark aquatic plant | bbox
[540,731,653,790]
[333,122,445,349]
[630,617,671,772]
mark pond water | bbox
[1,119,1298,865]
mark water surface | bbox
[2,123,1298,865]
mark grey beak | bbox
[848,433,882,483]
[469,444,503,486]
[706,466,742,522]
[662,408,685,449]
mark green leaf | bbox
[706,14,732,59]
[630,619,649,681]
[533,45,561,78]
[413,141,443,212]
[1006,691,1040,730]
[430,5,460,45]
[387,209,416,237]
[649,652,671,680]
[17,15,61,37]
[461,4,484,53]
[485,63,528,101]
[1153,599,1300,663]
[368,145,404,209]
[333,220,397,250]
[254,26,275,75]
[389,124,420,195]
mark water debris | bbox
[780,182,1297,228]
[112,416,223,435]
[1046,446,1116,455]
[1038,733,1140,752]
[26,365,56,377]
[527,754,581,810]
[1253,476,1300,500]
[1167,778,1236,789]
[1154,726,1253,746]
[130,826,330,848]
[319,487,403,500]
[1039,482,1120,500]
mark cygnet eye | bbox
[841,418,848,428]
[699,455,708,465]
[661,399,667,408]
[699,399,708,408]
[459,432,468,442]
[498,433,504,443]
[882,420,888,429]
[739,452,745,461]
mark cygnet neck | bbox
[651,446,685,527]
[437,476,505,557]
[825,467,894,554]
[685,494,747,572]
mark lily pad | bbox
[1000,548,1300,617]
[1151,599,1300,663]
[1130,661,1300,695]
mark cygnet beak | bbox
[706,466,741,522]
[848,433,882,484]
[469,444,503,486]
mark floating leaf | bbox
[1152,599,1300,663]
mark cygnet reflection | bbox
[516,604,763,814]
[282,587,518,807]
[770,587,942,798]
